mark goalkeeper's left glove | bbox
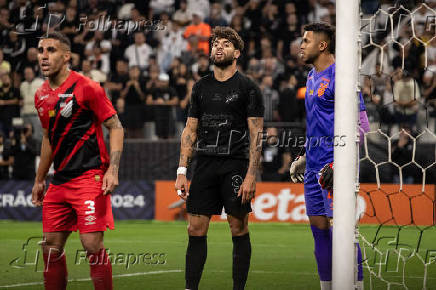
[318,162,333,192]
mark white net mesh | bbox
[358,2,436,289]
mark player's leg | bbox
[305,171,333,290]
[185,156,222,290]
[73,170,115,290]
[308,215,332,290]
[227,214,250,290]
[186,214,212,290]
[41,231,71,290]
[80,231,112,290]
[221,158,252,290]
[42,184,76,290]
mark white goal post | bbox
[333,0,360,289]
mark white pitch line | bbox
[1,269,435,288]
[0,269,183,288]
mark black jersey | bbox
[188,71,264,159]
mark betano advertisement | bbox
[155,181,435,225]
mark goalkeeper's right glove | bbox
[289,154,306,183]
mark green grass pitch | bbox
[0,221,435,289]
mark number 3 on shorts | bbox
[84,200,95,215]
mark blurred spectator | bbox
[0,131,12,180]
[392,68,421,129]
[277,13,300,60]
[19,67,44,139]
[3,31,26,67]
[80,59,107,83]
[187,0,210,21]
[146,73,178,139]
[106,59,129,106]
[124,31,153,70]
[9,122,37,180]
[391,127,417,184]
[150,0,174,16]
[158,21,186,72]
[260,75,279,122]
[0,8,13,41]
[60,6,79,45]
[192,53,211,80]
[16,47,40,77]
[183,11,211,55]
[172,0,191,26]
[0,50,11,83]
[278,74,299,122]
[178,78,195,124]
[307,0,330,23]
[261,127,291,181]
[85,31,111,74]
[0,74,20,138]
[205,2,228,28]
[10,0,32,28]
[120,66,146,138]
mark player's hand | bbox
[238,174,256,204]
[175,174,189,200]
[289,155,306,183]
[318,162,333,192]
[31,179,46,206]
[102,168,119,195]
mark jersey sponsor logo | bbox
[39,95,48,100]
[225,92,239,103]
[321,77,330,82]
[317,83,328,97]
[58,93,73,98]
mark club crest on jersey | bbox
[60,101,73,118]
[49,110,55,117]
[317,83,328,97]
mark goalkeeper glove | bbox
[289,155,306,183]
[318,162,333,192]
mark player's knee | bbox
[82,241,104,254]
[187,223,207,236]
[229,221,248,236]
[41,240,64,256]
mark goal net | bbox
[357,2,436,289]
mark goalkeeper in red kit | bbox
[31,32,124,290]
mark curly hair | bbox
[211,26,244,51]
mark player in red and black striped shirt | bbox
[32,32,124,290]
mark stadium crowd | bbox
[0,0,435,181]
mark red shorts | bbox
[42,169,114,233]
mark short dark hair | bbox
[303,22,335,53]
[43,32,71,50]
[211,26,244,51]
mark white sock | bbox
[320,281,332,290]
[356,280,364,290]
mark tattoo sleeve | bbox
[103,114,124,174]
[179,117,198,167]
[247,117,264,176]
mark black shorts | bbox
[187,156,251,216]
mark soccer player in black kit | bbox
[175,27,264,290]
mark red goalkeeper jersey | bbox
[35,71,116,185]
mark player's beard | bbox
[211,53,234,68]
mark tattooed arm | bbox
[175,117,198,200]
[238,117,264,204]
[102,114,124,195]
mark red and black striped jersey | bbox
[34,71,116,185]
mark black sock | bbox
[232,233,251,290]
[185,235,207,290]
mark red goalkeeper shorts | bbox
[42,169,114,233]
